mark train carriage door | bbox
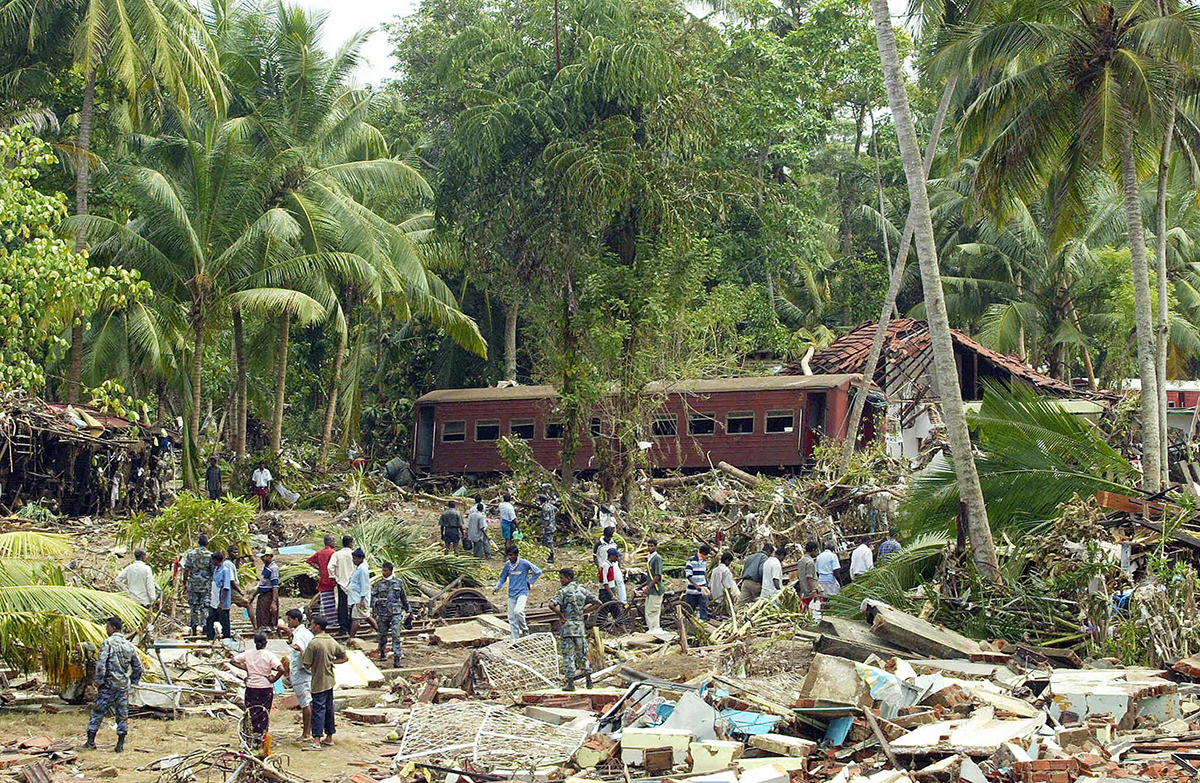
[415,406,435,466]
[802,392,826,459]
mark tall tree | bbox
[73,118,326,454]
[869,0,1001,582]
[210,1,484,464]
[960,0,1200,490]
[0,0,226,402]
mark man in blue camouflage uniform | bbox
[371,561,410,668]
[84,617,143,752]
[182,533,214,636]
[549,568,601,691]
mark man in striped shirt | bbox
[684,544,711,621]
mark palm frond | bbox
[902,380,1137,537]
[0,531,73,558]
[825,532,952,616]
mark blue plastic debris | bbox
[720,709,780,735]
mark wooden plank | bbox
[1013,644,1083,670]
[1095,490,1167,517]
[864,601,989,660]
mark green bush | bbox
[120,492,253,569]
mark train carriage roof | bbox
[414,373,873,405]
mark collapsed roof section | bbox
[782,319,1086,402]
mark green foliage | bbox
[84,380,151,423]
[0,126,146,392]
[120,492,253,570]
[902,380,1138,537]
[13,503,58,526]
[0,540,146,687]
[292,516,481,589]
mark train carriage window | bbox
[688,413,716,436]
[652,415,679,438]
[765,410,795,434]
[475,419,501,441]
[442,421,466,442]
[510,418,535,439]
[545,419,565,439]
[726,411,754,434]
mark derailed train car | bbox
[411,374,886,475]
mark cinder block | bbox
[747,733,816,758]
[689,740,744,774]
[619,727,693,766]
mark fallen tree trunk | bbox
[717,462,760,488]
[651,471,715,488]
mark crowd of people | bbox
[441,494,905,691]
[92,494,903,752]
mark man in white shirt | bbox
[850,540,874,580]
[498,493,518,548]
[279,609,314,741]
[760,544,783,601]
[594,527,617,573]
[327,536,356,635]
[251,461,273,511]
[709,553,736,617]
[116,550,158,608]
[598,548,627,603]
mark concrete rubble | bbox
[307,600,1200,783]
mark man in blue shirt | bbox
[346,548,374,637]
[816,541,841,596]
[877,531,902,564]
[493,545,542,639]
[205,551,235,640]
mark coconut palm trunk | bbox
[189,312,205,450]
[319,327,347,470]
[1119,123,1163,490]
[270,311,290,454]
[504,301,518,382]
[869,0,1001,583]
[839,69,959,471]
[67,69,98,404]
[233,305,248,461]
[1154,85,1177,480]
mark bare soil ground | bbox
[0,710,396,783]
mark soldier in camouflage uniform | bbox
[371,562,410,667]
[84,617,143,752]
[182,533,214,636]
[549,568,601,691]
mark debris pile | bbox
[356,599,1200,783]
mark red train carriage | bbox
[411,374,885,475]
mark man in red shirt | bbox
[306,535,338,630]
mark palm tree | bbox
[960,0,1200,489]
[210,1,485,461]
[0,0,226,403]
[73,117,327,454]
[0,532,146,689]
[869,0,1002,583]
[838,0,985,472]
